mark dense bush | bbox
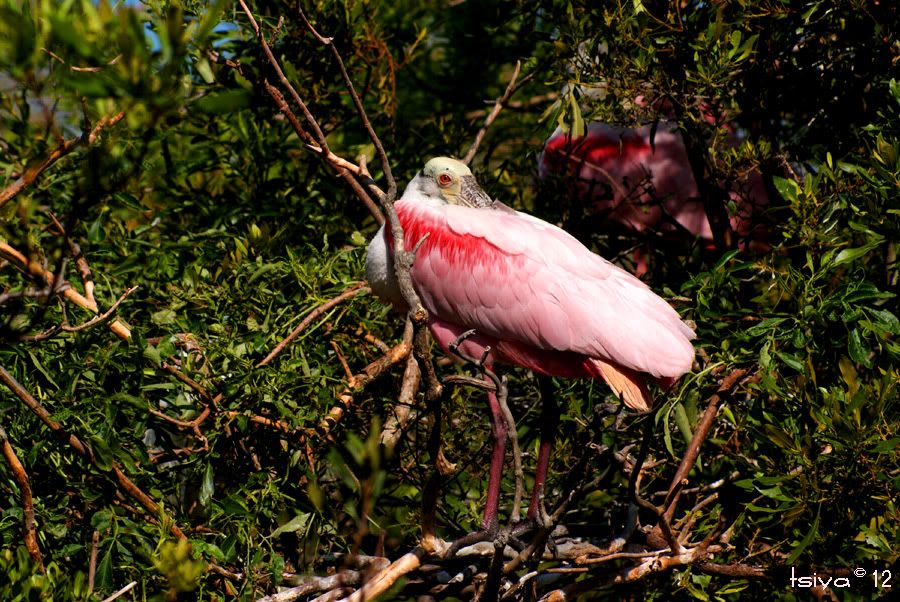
[0,1,897,600]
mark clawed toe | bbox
[445,522,532,558]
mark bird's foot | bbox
[445,521,529,558]
[445,521,499,558]
[507,510,560,559]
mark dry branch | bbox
[660,368,746,524]
[462,60,526,165]
[100,581,138,602]
[380,354,421,451]
[47,212,96,305]
[257,284,370,367]
[316,334,413,441]
[0,241,131,339]
[337,549,426,602]
[0,425,43,570]
[235,1,384,223]
[256,571,363,602]
[0,111,125,209]
[88,530,100,595]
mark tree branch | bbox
[0,111,125,210]
[462,61,528,165]
[256,284,370,367]
[0,241,132,339]
[0,425,43,570]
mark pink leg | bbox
[483,387,508,530]
[447,383,509,557]
[526,376,559,523]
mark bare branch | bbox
[462,61,527,165]
[0,241,131,339]
[296,7,397,202]
[660,368,746,524]
[60,286,138,333]
[46,212,95,306]
[380,354,421,452]
[317,329,413,440]
[0,111,125,210]
[234,1,385,223]
[338,549,426,602]
[100,581,137,602]
[256,571,363,602]
[0,425,43,570]
[256,284,370,367]
[87,530,99,595]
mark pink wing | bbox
[396,199,695,379]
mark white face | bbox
[415,157,492,208]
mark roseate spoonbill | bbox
[539,121,769,268]
[366,157,695,542]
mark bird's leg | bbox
[526,376,559,527]
[446,383,507,557]
[483,385,508,531]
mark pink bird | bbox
[539,121,769,268]
[366,157,695,544]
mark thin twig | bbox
[60,286,137,332]
[88,530,100,594]
[660,368,745,524]
[256,284,369,367]
[100,581,137,602]
[297,8,397,203]
[46,212,95,306]
[235,1,385,223]
[0,241,131,339]
[462,61,525,165]
[317,328,413,442]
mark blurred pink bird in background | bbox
[539,115,770,274]
[367,157,695,543]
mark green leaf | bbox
[28,350,60,390]
[787,506,820,564]
[152,309,177,326]
[199,463,214,508]
[775,351,805,373]
[834,240,884,267]
[195,90,252,114]
[674,402,693,445]
[195,57,215,83]
[847,329,873,368]
[143,345,162,367]
[195,0,229,42]
[271,513,311,538]
[772,176,801,203]
[95,546,114,591]
[866,308,900,335]
[90,436,114,471]
[871,438,900,454]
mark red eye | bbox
[438,173,453,186]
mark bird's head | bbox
[416,157,493,208]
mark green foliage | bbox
[0,0,898,600]
[0,547,89,601]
